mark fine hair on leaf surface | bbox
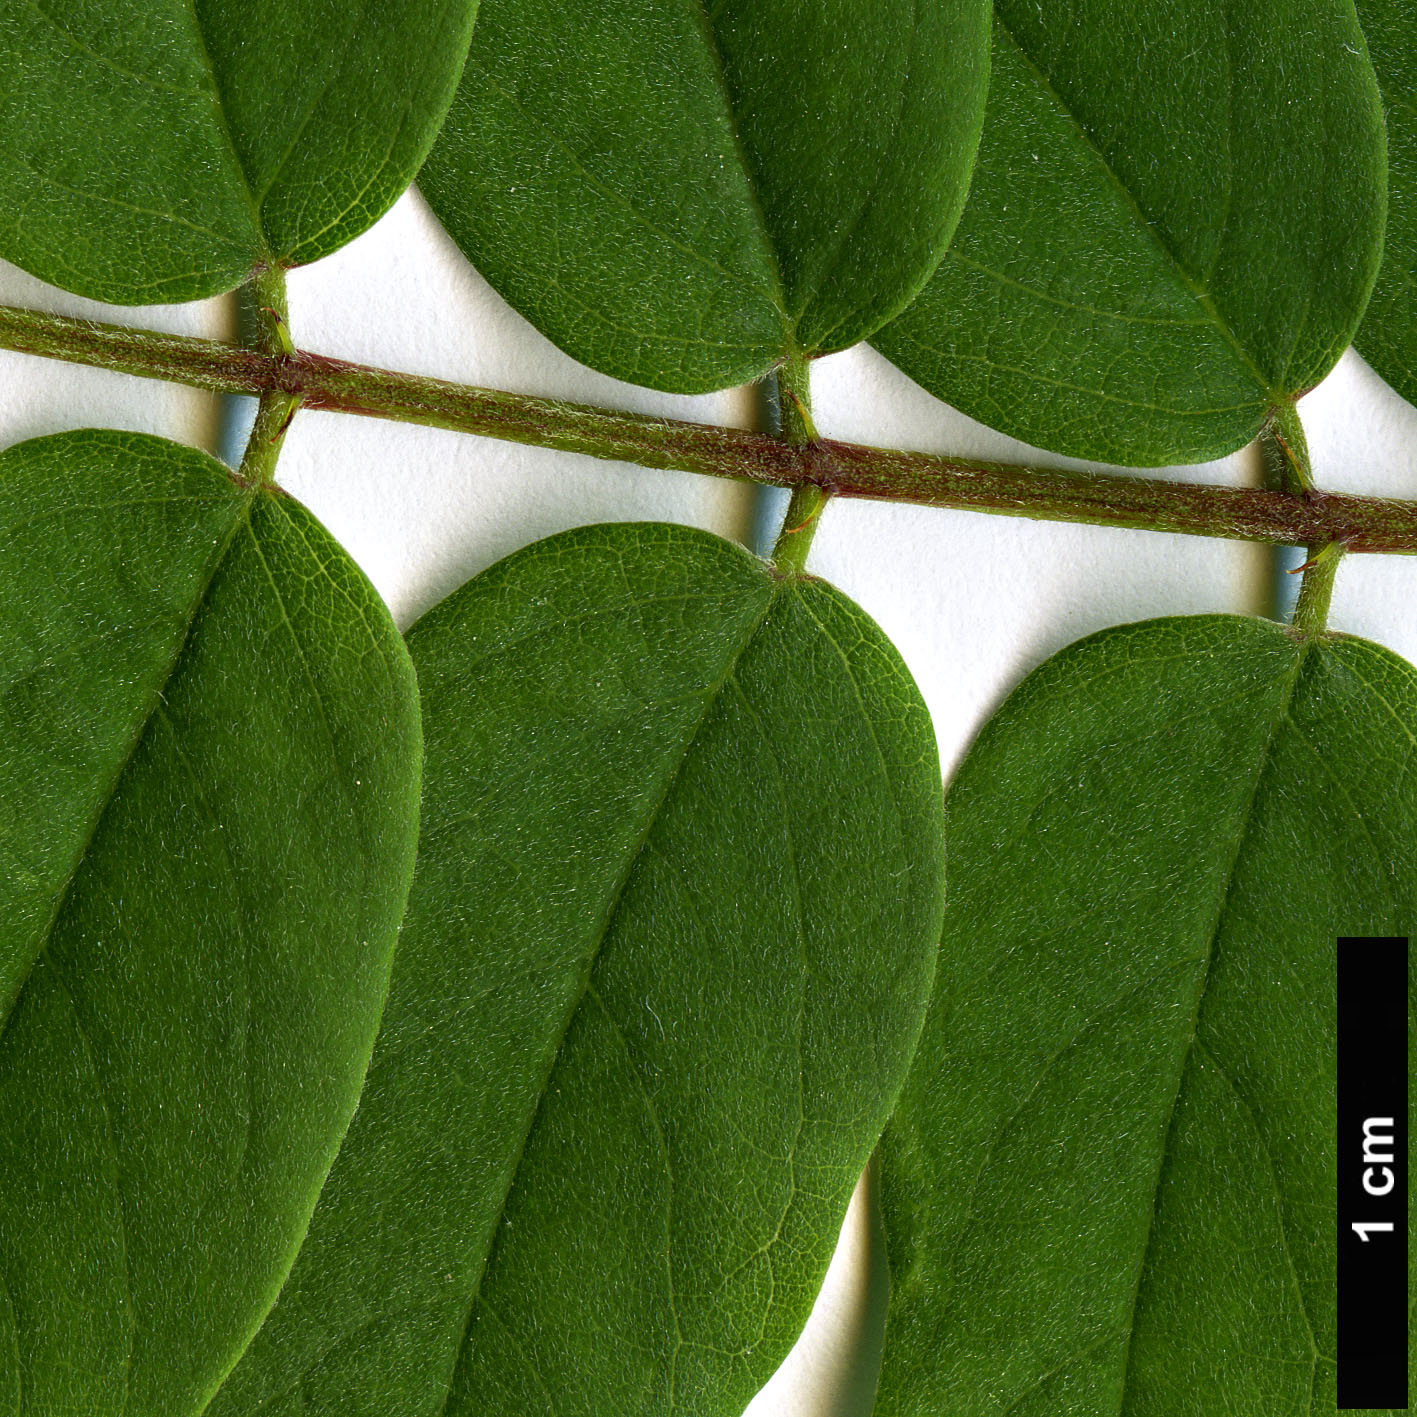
[0,1,1411,1414]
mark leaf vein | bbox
[684,0,791,325]
[992,14,1273,399]
[55,972,135,1417]
[1113,644,1310,1416]
[171,0,267,243]
[1190,1037,1320,1389]
[431,586,783,1416]
[891,333,1261,417]
[477,71,784,315]
[0,494,251,1038]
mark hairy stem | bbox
[236,386,299,487]
[773,483,828,574]
[772,350,827,572]
[2,301,1416,554]
[1264,400,1343,633]
[1291,542,1342,635]
[234,267,299,486]
[776,346,819,447]
[1264,399,1314,494]
[250,263,294,358]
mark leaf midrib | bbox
[798,0,922,352]
[688,0,792,335]
[992,14,1278,403]
[0,1268,17,1417]
[173,0,366,262]
[452,73,788,326]
[1111,640,1314,1417]
[173,0,267,251]
[247,0,374,211]
[0,486,253,1417]
[429,579,789,1417]
[0,488,255,1039]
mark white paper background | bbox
[3,188,1413,1416]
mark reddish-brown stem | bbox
[2,301,1416,554]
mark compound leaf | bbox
[1356,0,1417,406]
[210,521,945,1417]
[875,615,1416,1416]
[0,430,421,1415]
[874,1,1387,466]
[420,0,990,393]
[0,0,480,303]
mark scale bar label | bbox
[1338,936,1409,1410]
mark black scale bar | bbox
[1338,936,1409,1410]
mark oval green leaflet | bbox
[209,520,946,1417]
[0,429,421,1414]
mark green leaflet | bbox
[1356,0,1417,406]
[419,0,990,393]
[0,0,479,303]
[875,615,1416,1416]
[874,1,1387,467]
[0,431,421,1415]
[209,521,945,1417]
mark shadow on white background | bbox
[2,186,1413,1417]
